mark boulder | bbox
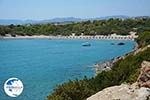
[87,84,150,100]
[137,61,150,88]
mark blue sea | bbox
[0,39,135,100]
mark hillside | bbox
[87,50,150,100]
[1,18,150,36]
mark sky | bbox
[0,0,150,20]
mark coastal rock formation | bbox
[95,61,113,74]
[95,56,123,74]
[87,61,150,100]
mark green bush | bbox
[48,79,95,100]
[136,31,150,47]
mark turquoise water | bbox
[0,39,135,100]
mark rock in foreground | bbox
[87,84,150,100]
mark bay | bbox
[0,39,135,100]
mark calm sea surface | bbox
[0,39,135,100]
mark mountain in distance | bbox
[93,15,129,20]
[0,15,149,25]
[42,17,82,23]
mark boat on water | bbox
[82,42,91,46]
[117,42,125,45]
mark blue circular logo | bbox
[4,78,24,97]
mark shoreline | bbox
[0,34,137,40]
[95,41,138,74]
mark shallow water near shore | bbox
[0,39,135,100]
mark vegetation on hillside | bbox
[0,18,150,36]
[47,32,150,100]
[136,31,150,48]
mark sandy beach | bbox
[1,34,138,40]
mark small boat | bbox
[82,42,91,46]
[117,42,125,45]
